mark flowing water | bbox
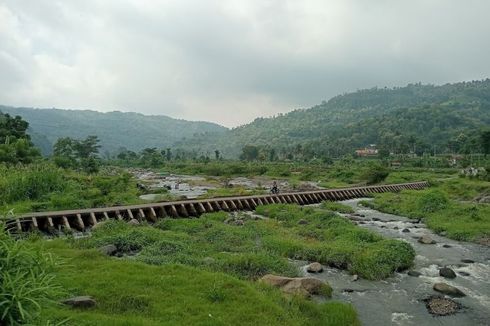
[301,198,490,326]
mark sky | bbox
[1,0,489,127]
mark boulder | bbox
[62,296,96,309]
[351,274,359,282]
[402,228,410,233]
[128,219,140,226]
[418,235,436,244]
[407,270,421,277]
[306,262,323,273]
[98,244,117,256]
[260,274,331,297]
[439,267,456,279]
[433,283,466,297]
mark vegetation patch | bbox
[366,187,490,243]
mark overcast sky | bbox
[1,0,489,127]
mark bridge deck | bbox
[5,181,429,234]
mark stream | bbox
[301,198,490,326]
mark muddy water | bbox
[302,198,490,326]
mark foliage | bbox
[176,80,490,159]
[361,164,390,185]
[53,135,101,173]
[33,239,359,325]
[0,112,40,164]
[0,226,61,325]
[366,182,490,242]
[320,201,355,214]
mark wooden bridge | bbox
[6,181,429,234]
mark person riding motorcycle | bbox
[270,181,279,194]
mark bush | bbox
[362,165,390,185]
[0,226,61,325]
[416,190,449,213]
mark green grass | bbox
[366,187,490,243]
[33,240,359,326]
[255,204,415,278]
[320,202,355,214]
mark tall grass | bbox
[0,164,65,204]
[0,224,62,325]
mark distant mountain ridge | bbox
[175,79,490,158]
[0,106,228,155]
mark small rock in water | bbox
[407,270,421,277]
[402,228,410,233]
[380,225,387,228]
[128,219,140,226]
[433,283,465,297]
[418,235,436,244]
[298,219,308,225]
[461,259,474,264]
[458,271,471,277]
[62,296,96,309]
[372,217,381,221]
[393,226,399,230]
[424,296,460,316]
[306,262,324,273]
[442,244,452,248]
[351,274,359,282]
[98,244,117,256]
[439,267,457,279]
[343,288,354,293]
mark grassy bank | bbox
[364,179,490,243]
[33,240,359,326]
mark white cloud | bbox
[0,0,489,127]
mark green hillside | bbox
[176,80,490,159]
[0,106,228,155]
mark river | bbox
[301,198,490,325]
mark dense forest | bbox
[1,80,489,160]
[0,106,227,156]
[176,80,490,159]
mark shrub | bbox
[362,165,390,185]
[0,225,61,325]
[416,190,449,213]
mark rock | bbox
[458,271,470,277]
[478,196,490,203]
[461,259,474,263]
[260,274,332,297]
[372,218,381,221]
[439,267,457,279]
[440,231,447,236]
[433,283,466,297]
[402,228,410,233]
[298,219,308,225]
[407,270,421,277]
[98,244,117,256]
[351,274,359,282]
[418,235,436,244]
[128,219,140,226]
[234,220,244,226]
[343,288,354,293]
[442,244,452,248]
[358,221,365,224]
[393,226,399,230]
[380,225,387,228]
[62,296,96,309]
[424,296,460,316]
[306,262,324,273]
[224,218,234,224]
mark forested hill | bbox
[0,106,227,155]
[176,80,490,159]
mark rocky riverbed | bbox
[301,198,490,326]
